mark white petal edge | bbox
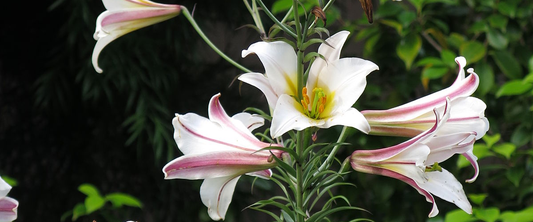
[417,169,472,214]
[200,176,241,221]
[238,73,279,110]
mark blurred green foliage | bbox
[61,183,142,221]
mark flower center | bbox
[300,87,327,119]
[425,162,443,172]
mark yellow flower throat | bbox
[301,87,327,119]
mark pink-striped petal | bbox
[462,150,479,183]
[208,94,275,149]
[362,58,479,122]
[162,151,275,180]
[231,112,264,132]
[0,197,18,222]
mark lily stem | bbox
[181,7,252,73]
[317,126,349,172]
[295,130,306,222]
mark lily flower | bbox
[361,57,488,182]
[361,56,488,139]
[92,0,182,73]
[351,101,472,217]
[162,93,282,221]
[0,177,18,222]
[239,31,379,138]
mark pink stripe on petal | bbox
[363,72,478,122]
[101,8,180,27]
[208,94,279,149]
[0,197,18,221]
[176,117,258,152]
[463,151,479,183]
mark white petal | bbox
[0,177,11,198]
[173,113,258,155]
[200,176,241,221]
[425,132,476,164]
[242,41,298,96]
[270,94,321,138]
[318,58,378,115]
[92,30,126,73]
[308,31,350,89]
[238,73,279,110]
[417,169,472,214]
[321,108,370,134]
[231,112,264,132]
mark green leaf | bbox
[355,27,379,41]
[422,66,450,79]
[460,41,486,63]
[381,19,403,35]
[511,124,532,147]
[486,28,508,50]
[72,203,86,221]
[1,176,18,187]
[514,207,533,222]
[496,80,533,97]
[468,193,488,206]
[441,50,457,68]
[482,134,500,148]
[497,1,517,18]
[528,56,533,72]
[364,34,381,56]
[445,209,475,222]
[407,0,424,12]
[105,193,143,208]
[506,166,524,187]
[475,61,494,95]
[415,57,444,67]
[447,33,466,49]
[396,33,421,70]
[487,14,508,30]
[468,21,488,34]
[491,50,523,79]
[524,73,533,84]
[376,1,403,17]
[85,195,106,214]
[474,208,500,222]
[492,143,516,159]
[398,11,417,27]
[78,184,101,197]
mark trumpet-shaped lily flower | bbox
[0,177,18,222]
[239,31,378,138]
[162,93,282,221]
[361,57,488,139]
[92,0,182,73]
[361,57,488,182]
[351,101,472,217]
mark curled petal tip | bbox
[467,68,475,74]
[455,56,466,68]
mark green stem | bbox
[295,130,306,222]
[317,126,349,172]
[243,0,266,37]
[181,7,252,73]
[256,0,297,38]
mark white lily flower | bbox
[162,93,282,221]
[351,101,472,217]
[92,0,182,73]
[240,31,379,138]
[361,57,489,182]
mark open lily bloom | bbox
[92,0,182,73]
[239,31,378,138]
[162,93,282,221]
[361,57,488,139]
[351,102,472,217]
[0,177,18,222]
